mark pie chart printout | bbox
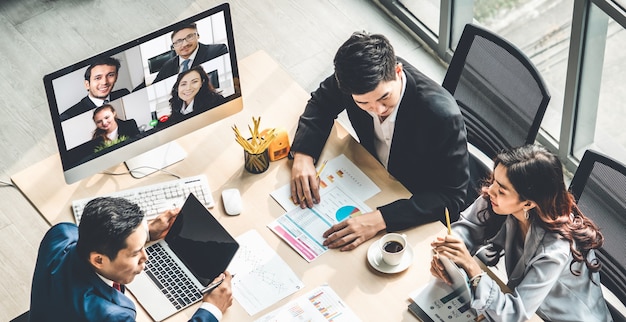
[336,205,362,221]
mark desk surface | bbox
[12,51,539,321]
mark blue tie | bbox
[182,59,190,72]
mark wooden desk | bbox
[12,51,538,321]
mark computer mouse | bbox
[221,188,242,216]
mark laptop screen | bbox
[165,193,239,286]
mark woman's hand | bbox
[430,235,483,279]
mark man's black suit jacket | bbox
[59,88,130,121]
[152,43,228,84]
[291,58,469,231]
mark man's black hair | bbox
[333,31,397,94]
[84,56,121,81]
[76,197,143,261]
[171,22,198,40]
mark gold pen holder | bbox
[244,148,270,174]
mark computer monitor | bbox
[44,3,242,184]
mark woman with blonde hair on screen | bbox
[91,104,139,152]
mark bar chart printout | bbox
[255,284,361,322]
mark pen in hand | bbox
[200,274,235,294]
[299,160,328,203]
[445,207,451,235]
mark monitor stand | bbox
[124,141,187,178]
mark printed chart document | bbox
[255,284,361,322]
[268,184,371,262]
[268,154,379,262]
[270,154,381,212]
[228,230,304,316]
[408,257,478,321]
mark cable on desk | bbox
[0,179,15,187]
[101,166,181,179]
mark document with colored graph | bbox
[270,154,381,212]
[255,284,361,322]
[268,181,371,261]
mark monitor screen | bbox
[43,3,242,184]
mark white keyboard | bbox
[72,175,214,223]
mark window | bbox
[474,0,574,143]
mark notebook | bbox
[128,193,239,321]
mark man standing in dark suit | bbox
[30,197,233,321]
[290,32,469,251]
[59,56,130,121]
[152,22,228,84]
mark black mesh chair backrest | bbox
[442,24,550,159]
[569,149,626,321]
[443,23,551,210]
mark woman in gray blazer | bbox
[431,145,610,321]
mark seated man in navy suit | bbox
[151,22,228,85]
[60,56,131,121]
[30,197,233,321]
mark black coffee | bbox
[383,240,404,253]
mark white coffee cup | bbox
[379,233,407,266]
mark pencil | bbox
[445,207,451,235]
[315,160,328,179]
[301,160,328,202]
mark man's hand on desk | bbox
[148,208,180,241]
[291,152,321,208]
[323,210,386,251]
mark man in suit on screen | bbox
[151,22,228,84]
[60,56,130,121]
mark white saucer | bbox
[367,240,413,274]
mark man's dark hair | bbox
[76,197,143,261]
[171,22,198,40]
[84,56,121,81]
[333,31,397,95]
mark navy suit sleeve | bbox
[189,309,218,322]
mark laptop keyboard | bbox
[145,243,203,309]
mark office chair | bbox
[442,24,551,266]
[569,149,626,321]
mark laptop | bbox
[128,193,239,321]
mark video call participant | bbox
[430,145,610,321]
[290,31,469,251]
[30,197,233,321]
[152,22,228,84]
[91,104,140,152]
[60,57,130,121]
[162,65,226,125]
